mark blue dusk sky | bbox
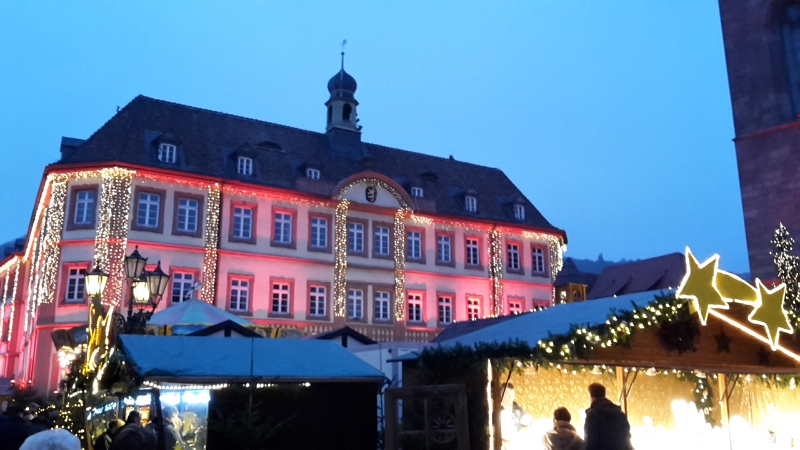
[0,2,745,272]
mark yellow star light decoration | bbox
[677,248,794,350]
[749,280,793,350]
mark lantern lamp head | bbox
[84,266,109,298]
[147,261,171,299]
[125,246,148,280]
[132,277,151,308]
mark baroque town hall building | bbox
[0,62,566,393]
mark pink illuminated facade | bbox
[0,64,566,393]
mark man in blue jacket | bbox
[584,383,632,450]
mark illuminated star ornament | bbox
[677,248,794,350]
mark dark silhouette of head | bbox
[553,407,571,422]
[125,410,142,425]
[588,383,606,400]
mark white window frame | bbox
[137,192,160,228]
[508,299,523,315]
[230,279,250,312]
[237,156,253,176]
[271,282,291,315]
[64,267,86,303]
[514,204,525,220]
[233,207,253,240]
[311,217,328,248]
[347,289,364,320]
[374,291,390,321]
[176,198,199,233]
[306,168,321,180]
[467,297,481,320]
[465,196,477,212]
[407,231,422,260]
[74,190,96,226]
[407,293,423,323]
[438,296,453,325]
[507,244,520,271]
[533,247,546,274]
[466,238,480,266]
[374,226,390,256]
[411,187,424,198]
[158,143,177,163]
[171,272,195,303]
[437,235,452,263]
[309,285,327,317]
[348,222,364,253]
[274,212,292,244]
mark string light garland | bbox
[6,259,20,342]
[336,178,411,209]
[522,231,565,281]
[394,209,408,322]
[223,185,335,208]
[201,184,221,303]
[333,200,350,317]
[93,168,134,306]
[771,223,800,324]
[489,228,504,316]
[36,176,68,306]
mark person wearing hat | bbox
[93,419,125,450]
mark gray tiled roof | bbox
[56,95,561,230]
[586,253,684,300]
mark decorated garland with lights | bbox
[522,231,565,281]
[489,228,504,316]
[201,184,222,303]
[36,176,68,306]
[394,209,408,322]
[94,168,134,306]
[771,223,800,324]
[6,259,20,342]
[333,200,350,317]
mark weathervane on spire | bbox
[340,39,347,70]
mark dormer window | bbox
[465,196,477,212]
[411,187,424,198]
[306,168,321,180]
[237,156,253,176]
[514,204,525,220]
[158,143,177,164]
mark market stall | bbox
[417,250,800,450]
[117,335,386,450]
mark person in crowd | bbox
[110,410,157,450]
[0,405,37,450]
[19,429,80,450]
[499,383,533,449]
[94,418,125,450]
[584,383,632,450]
[543,407,585,450]
[162,406,185,450]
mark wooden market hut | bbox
[402,289,800,450]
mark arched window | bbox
[327,105,332,124]
[343,103,352,121]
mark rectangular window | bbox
[374,291,390,321]
[310,217,328,249]
[171,272,195,303]
[411,187,424,198]
[271,282,291,315]
[466,238,481,267]
[407,230,422,260]
[438,296,453,325]
[73,190,96,226]
[407,293,423,323]
[176,198,199,233]
[237,156,253,176]
[348,222,364,253]
[306,168,321,180]
[136,192,161,229]
[533,247,546,274]
[465,196,477,212]
[309,285,327,317]
[158,143,176,163]
[274,212,293,244]
[437,234,452,264]
[232,206,254,241]
[64,268,86,303]
[509,299,523,315]
[507,243,521,271]
[374,226,390,256]
[514,204,525,220]
[467,297,481,320]
[347,289,364,320]
[229,279,250,312]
